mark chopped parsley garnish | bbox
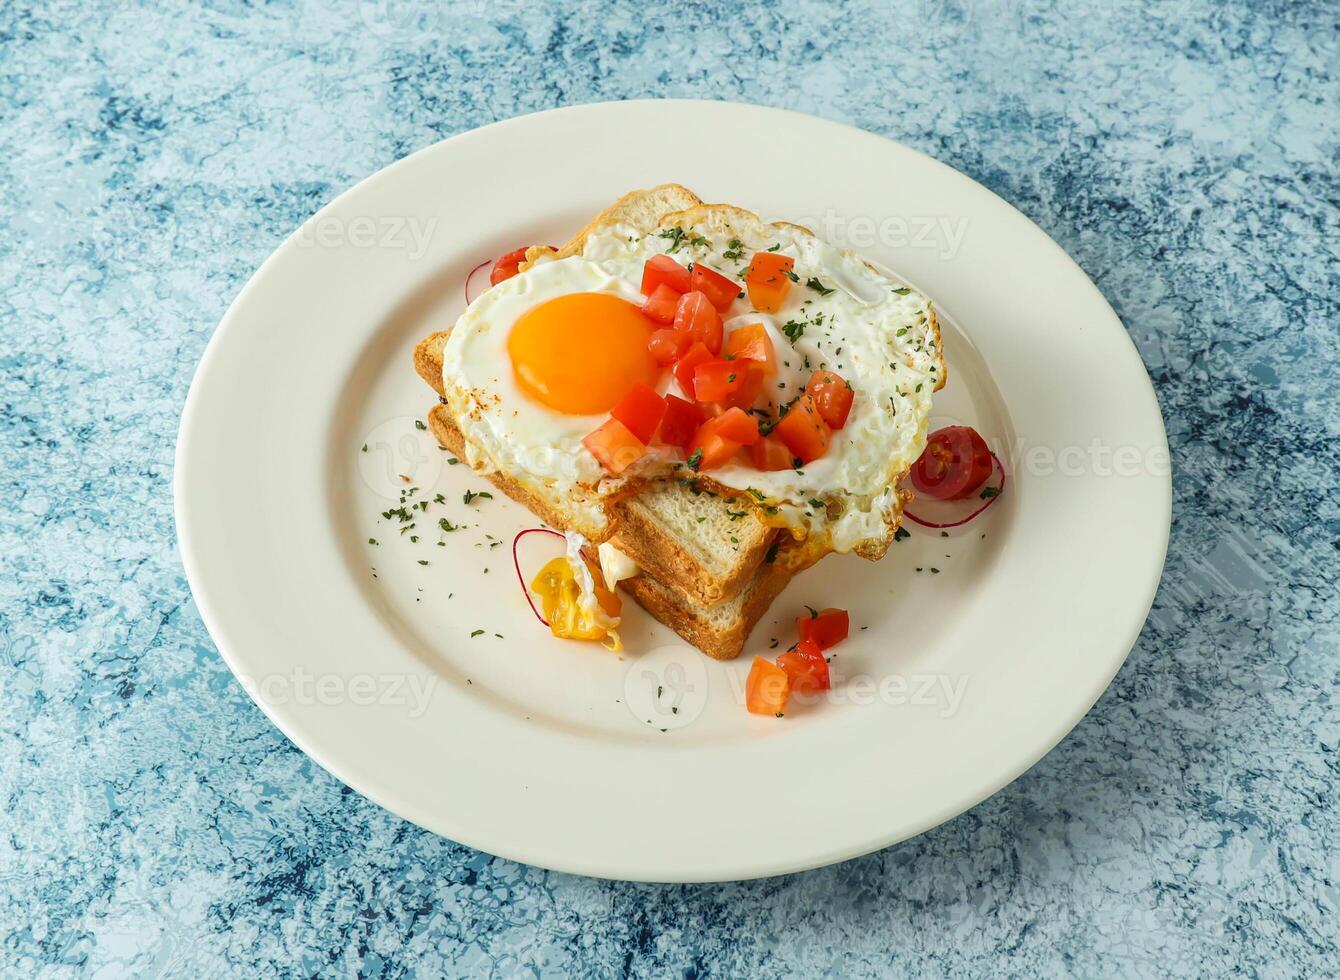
[767,243,781,251]
[368,538,378,545]
[686,448,703,471]
[723,238,746,260]
[980,486,1001,499]
[658,227,687,252]
[417,560,429,566]
[894,526,911,542]
[782,268,799,282]
[806,277,835,296]
[892,286,912,295]
[470,629,484,637]
[808,497,824,509]
[658,227,708,253]
[414,420,426,430]
[782,319,806,343]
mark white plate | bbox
[175,100,1170,882]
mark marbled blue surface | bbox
[2,0,1336,974]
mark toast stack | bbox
[415,184,897,658]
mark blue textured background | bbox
[3,0,1336,974]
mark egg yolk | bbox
[508,293,661,415]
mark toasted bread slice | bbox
[618,533,821,661]
[422,399,776,606]
[611,482,776,608]
[528,183,704,267]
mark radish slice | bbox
[464,259,493,306]
[903,451,1006,530]
[512,527,564,626]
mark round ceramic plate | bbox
[175,100,1169,882]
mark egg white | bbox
[441,217,942,553]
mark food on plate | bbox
[796,607,849,649]
[412,183,957,663]
[903,425,1005,529]
[746,607,845,717]
[909,425,992,500]
[526,531,624,652]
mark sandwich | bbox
[413,184,943,658]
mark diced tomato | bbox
[776,638,831,695]
[641,254,691,296]
[490,247,531,286]
[610,383,666,444]
[706,407,759,446]
[750,434,794,471]
[687,425,740,472]
[642,283,681,325]
[692,359,749,404]
[744,253,795,313]
[772,395,832,464]
[909,426,993,500]
[723,363,766,410]
[674,342,714,398]
[746,657,790,716]
[582,417,647,475]
[689,263,739,312]
[804,370,855,429]
[723,323,778,375]
[658,394,704,449]
[796,607,849,649]
[648,328,688,365]
[673,291,723,354]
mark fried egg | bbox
[440,209,943,554]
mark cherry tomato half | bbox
[490,247,532,286]
[909,426,993,500]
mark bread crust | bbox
[619,536,822,661]
[611,495,776,608]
